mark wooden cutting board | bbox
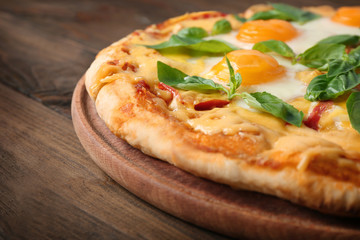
[72,77,360,239]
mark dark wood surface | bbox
[1,1,359,239]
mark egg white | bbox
[194,17,360,107]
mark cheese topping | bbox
[87,9,360,173]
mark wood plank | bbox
[0,83,229,240]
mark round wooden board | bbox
[72,77,360,240]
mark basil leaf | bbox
[349,46,360,67]
[252,40,295,58]
[241,92,304,127]
[145,34,236,54]
[212,19,232,35]
[297,43,346,68]
[186,39,236,53]
[248,10,290,21]
[317,34,360,46]
[225,56,242,99]
[347,92,360,133]
[157,61,227,93]
[146,35,201,49]
[233,14,246,23]
[270,3,320,24]
[180,75,227,92]
[305,70,360,101]
[177,27,208,39]
[157,61,187,85]
[327,59,355,78]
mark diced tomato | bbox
[303,101,333,130]
[135,80,151,94]
[194,99,230,111]
[158,82,180,101]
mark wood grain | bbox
[0,83,228,240]
[1,0,360,239]
[72,77,360,239]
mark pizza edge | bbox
[85,6,360,216]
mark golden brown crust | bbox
[85,6,360,216]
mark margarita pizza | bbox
[85,4,360,216]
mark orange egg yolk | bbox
[210,49,285,86]
[332,6,360,27]
[236,19,298,43]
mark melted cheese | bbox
[90,12,360,173]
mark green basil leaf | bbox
[248,9,290,21]
[297,43,346,68]
[349,46,360,67]
[305,70,360,101]
[317,34,360,45]
[146,35,201,49]
[157,61,187,85]
[252,40,295,58]
[241,92,304,127]
[180,75,227,92]
[177,27,208,39]
[327,59,355,78]
[145,34,236,54]
[157,61,227,93]
[346,92,360,133]
[233,14,246,23]
[225,56,242,99]
[186,39,236,53]
[212,19,232,35]
[270,3,320,24]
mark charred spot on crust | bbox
[121,62,138,72]
[135,80,151,93]
[121,47,131,55]
[107,60,120,66]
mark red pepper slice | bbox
[194,99,230,111]
[158,82,180,101]
[303,101,333,130]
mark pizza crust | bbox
[85,7,360,216]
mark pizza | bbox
[84,4,360,216]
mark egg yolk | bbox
[236,19,298,43]
[210,49,285,85]
[332,6,360,27]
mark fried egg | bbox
[332,6,360,27]
[198,16,360,105]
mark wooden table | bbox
[1,1,359,239]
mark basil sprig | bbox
[304,70,360,101]
[177,27,208,39]
[304,42,360,102]
[298,34,360,69]
[252,40,296,59]
[225,56,242,99]
[249,3,320,24]
[145,26,236,54]
[317,34,360,45]
[241,92,304,127]
[157,61,239,99]
[298,44,346,69]
[157,60,304,126]
[252,35,360,68]
[211,19,232,35]
[346,92,360,133]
